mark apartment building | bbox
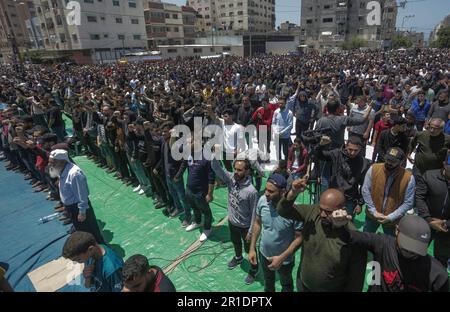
[188,0,275,34]
[300,0,397,49]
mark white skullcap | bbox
[49,149,69,161]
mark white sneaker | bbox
[133,185,142,192]
[138,189,145,195]
[199,230,211,242]
[186,222,202,232]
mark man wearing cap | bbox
[331,213,449,292]
[48,149,104,243]
[415,152,450,267]
[276,180,367,292]
[362,147,415,236]
[248,173,303,292]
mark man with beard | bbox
[317,135,369,216]
[276,181,367,292]
[376,116,409,163]
[427,90,450,122]
[362,147,415,236]
[248,173,303,292]
[330,212,449,292]
[408,118,450,175]
[415,152,450,267]
[211,154,259,285]
[122,254,176,292]
[48,149,104,243]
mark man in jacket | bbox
[415,153,450,267]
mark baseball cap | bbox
[397,215,431,256]
[49,149,70,162]
[384,147,405,166]
[267,173,287,189]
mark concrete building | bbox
[29,0,147,63]
[300,0,397,49]
[158,44,243,59]
[279,21,301,33]
[395,30,424,48]
[429,14,450,43]
[0,0,38,64]
[187,0,276,34]
[144,0,197,49]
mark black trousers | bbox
[65,201,104,244]
[432,231,450,268]
[228,222,258,276]
[260,253,294,292]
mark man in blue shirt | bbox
[48,149,104,243]
[272,98,294,161]
[249,173,303,292]
[177,136,215,241]
[62,231,123,292]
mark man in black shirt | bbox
[47,100,66,142]
[376,116,409,163]
[331,212,449,292]
[122,254,176,292]
[416,154,450,267]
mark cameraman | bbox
[314,100,373,191]
[317,135,370,216]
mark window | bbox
[131,19,139,24]
[223,46,231,52]
[306,19,313,24]
[60,33,66,42]
[112,0,119,6]
[323,18,333,23]
[90,34,100,40]
[104,34,109,38]
[174,27,179,32]
[324,4,331,9]
[205,15,210,19]
[172,14,178,19]
[100,16,105,21]
[133,34,141,40]
[56,15,63,25]
[168,48,177,53]
[87,16,97,22]
[128,1,136,8]
[118,34,125,40]
[193,48,202,53]
[84,0,94,3]
[238,11,243,15]
[165,13,170,18]
[72,34,78,42]
[116,17,122,23]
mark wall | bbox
[266,41,298,55]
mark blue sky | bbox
[170,0,449,39]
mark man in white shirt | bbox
[220,108,244,171]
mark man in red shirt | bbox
[372,112,392,162]
[252,97,276,162]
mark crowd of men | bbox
[1,48,449,292]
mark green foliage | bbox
[341,37,368,50]
[391,35,413,49]
[435,26,450,48]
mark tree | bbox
[435,26,450,48]
[391,35,413,49]
[341,37,368,50]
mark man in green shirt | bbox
[408,118,450,175]
[276,178,367,292]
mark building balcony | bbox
[146,18,165,24]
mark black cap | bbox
[397,215,431,256]
[384,147,405,166]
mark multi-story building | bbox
[279,21,301,33]
[187,0,275,34]
[429,14,450,43]
[144,0,197,49]
[300,0,397,49]
[0,0,38,64]
[28,0,147,63]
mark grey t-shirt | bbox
[349,104,375,135]
[315,114,366,149]
[257,196,303,264]
[428,101,450,121]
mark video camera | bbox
[301,127,332,147]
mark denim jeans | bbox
[166,177,186,215]
[277,137,291,161]
[260,253,294,292]
[185,188,212,229]
[128,156,152,193]
[319,160,332,193]
[363,216,396,236]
